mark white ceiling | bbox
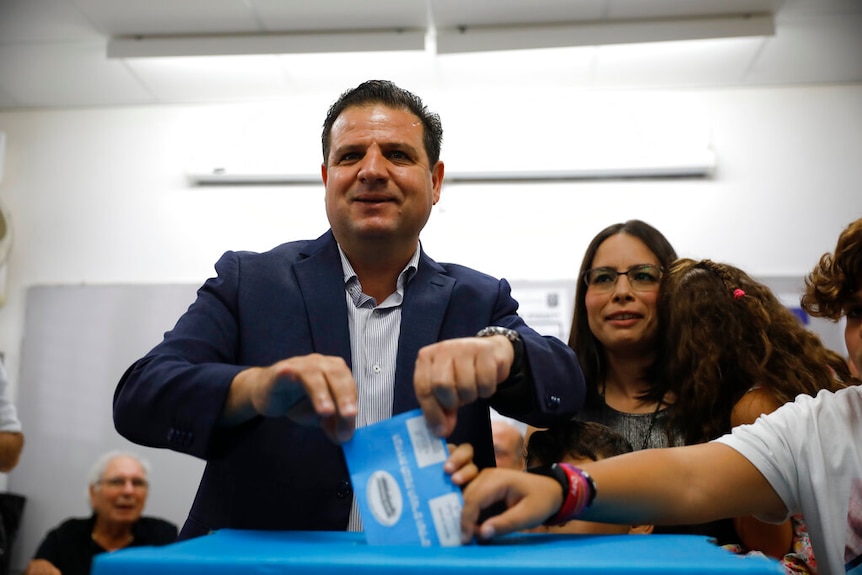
[0,0,860,111]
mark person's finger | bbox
[475,475,561,540]
[321,411,356,444]
[281,354,355,418]
[460,469,499,542]
[428,358,459,410]
[414,350,448,436]
[444,443,477,486]
[451,354,479,405]
[450,460,478,487]
[323,359,358,420]
[444,442,473,470]
[473,346,502,398]
[277,360,336,417]
[475,499,534,540]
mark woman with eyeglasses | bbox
[25,451,177,575]
[527,220,851,567]
[566,220,681,452]
[462,217,862,575]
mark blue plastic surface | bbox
[91,529,784,575]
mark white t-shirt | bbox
[0,360,22,433]
[716,386,862,574]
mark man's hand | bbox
[460,468,562,544]
[222,354,358,443]
[414,335,514,437]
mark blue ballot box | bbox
[91,529,783,575]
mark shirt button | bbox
[336,481,353,499]
[372,364,382,374]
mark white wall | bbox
[0,82,860,494]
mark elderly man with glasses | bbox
[25,451,177,575]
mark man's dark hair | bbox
[526,420,633,468]
[321,79,443,166]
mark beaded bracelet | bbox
[526,462,597,526]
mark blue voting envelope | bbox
[342,409,463,546]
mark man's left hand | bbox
[414,335,514,437]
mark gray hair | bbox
[87,450,151,493]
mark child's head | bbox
[803,217,862,376]
[526,420,652,535]
[658,258,852,444]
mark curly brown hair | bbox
[658,258,852,445]
[802,218,862,321]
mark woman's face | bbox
[584,233,662,356]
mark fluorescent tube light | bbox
[108,29,426,59]
[436,14,774,54]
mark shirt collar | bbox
[337,244,420,305]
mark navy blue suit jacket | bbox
[113,231,584,539]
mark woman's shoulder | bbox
[731,387,784,427]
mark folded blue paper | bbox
[342,408,463,547]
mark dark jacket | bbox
[113,230,584,539]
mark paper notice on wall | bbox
[342,409,463,546]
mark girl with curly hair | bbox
[657,258,852,569]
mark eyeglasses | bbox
[98,477,149,490]
[582,264,663,292]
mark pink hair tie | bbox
[733,289,746,300]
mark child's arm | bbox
[461,441,788,542]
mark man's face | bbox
[322,104,443,252]
[89,455,148,526]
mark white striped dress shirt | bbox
[339,246,419,532]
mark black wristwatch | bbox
[476,326,525,379]
[475,326,521,343]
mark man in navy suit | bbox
[113,80,585,539]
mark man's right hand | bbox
[221,354,358,443]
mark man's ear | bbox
[628,524,654,535]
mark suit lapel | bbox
[294,231,352,366]
[393,253,454,413]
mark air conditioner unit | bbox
[186,149,716,186]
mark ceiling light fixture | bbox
[435,14,774,54]
[107,29,426,59]
[106,13,773,59]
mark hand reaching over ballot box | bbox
[343,409,474,546]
